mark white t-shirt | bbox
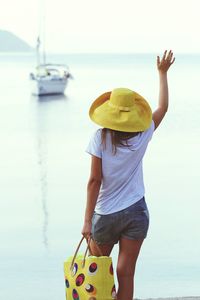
[86,121,155,215]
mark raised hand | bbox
[157,50,175,73]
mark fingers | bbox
[166,50,172,59]
[157,55,160,66]
[164,50,175,63]
[158,50,175,64]
[82,231,91,240]
[166,50,173,62]
[161,50,167,61]
[170,56,175,65]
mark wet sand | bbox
[140,298,200,300]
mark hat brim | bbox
[89,91,152,132]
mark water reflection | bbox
[37,132,49,249]
[33,93,68,249]
[37,94,68,102]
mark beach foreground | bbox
[139,296,200,300]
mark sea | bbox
[0,52,199,300]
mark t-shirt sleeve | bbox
[148,120,155,141]
[86,129,102,158]
[141,120,155,142]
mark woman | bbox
[82,50,175,300]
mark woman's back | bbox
[86,121,155,214]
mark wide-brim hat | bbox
[89,88,152,132]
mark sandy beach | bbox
[140,298,200,300]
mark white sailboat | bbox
[30,60,72,96]
[30,2,72,96]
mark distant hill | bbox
[0,30,33,52]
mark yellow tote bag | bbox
[64,237,116,300]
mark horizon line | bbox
[1,51,200,56]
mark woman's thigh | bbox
[89,238,114,256]
[117,237,144,276]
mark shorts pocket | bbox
[92,213,117,244]
[135,208,150,235]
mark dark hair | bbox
[101,128,140,154]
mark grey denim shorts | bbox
[91,197,149,245]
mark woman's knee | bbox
[116,261,136,278]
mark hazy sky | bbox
[1,0,200,53]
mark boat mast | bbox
[37,0,46,66]
[36,36,40,66]
[41,0,46,65]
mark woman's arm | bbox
[81,155,102,239]
[153,50,175,130]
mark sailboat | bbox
[30,2,72,96]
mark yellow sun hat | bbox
[89,88,152,132]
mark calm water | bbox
[0,53,199,299]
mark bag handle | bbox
[70,236,85,270]
[70,236,103,270]
[82,236,103,267]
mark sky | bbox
[0,0,200,53]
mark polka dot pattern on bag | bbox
[88,262,98,275]
[76,274,85,286]
[72,288,79,300]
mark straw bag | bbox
[64,236,116,300]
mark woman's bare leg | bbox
[117,238,144,300]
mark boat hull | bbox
[31,78,68,96]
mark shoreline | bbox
[138,298,200,300]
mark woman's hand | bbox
[81,220,92,239]
[153,50,175,130]
[157,50,175,73]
